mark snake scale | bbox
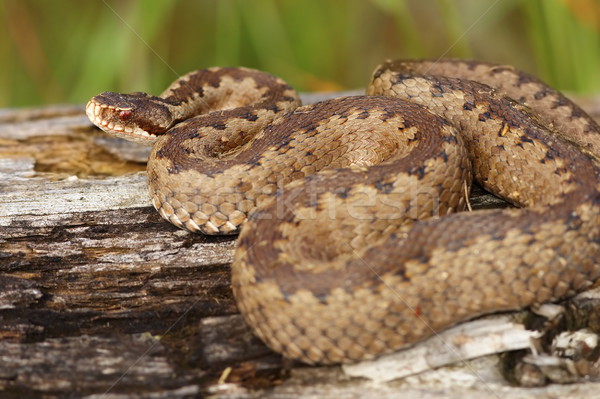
[87,60,600,365]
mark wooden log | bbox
[1,94,600,398]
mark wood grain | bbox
[1,94,600,398]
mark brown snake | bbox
[86,60,600,365]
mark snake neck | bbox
[87,67,301,146]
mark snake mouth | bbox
[85,100,159,144]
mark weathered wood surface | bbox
[1,94,600,398]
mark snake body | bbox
[86,60,600,365]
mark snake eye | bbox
[119,110,132,120]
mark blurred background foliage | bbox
[0,0,599,107]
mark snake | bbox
[86,60,600,365]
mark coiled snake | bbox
[87,60,600,365]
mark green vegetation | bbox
[1,0,599,107]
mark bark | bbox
[1,94,600,398]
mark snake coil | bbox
[87,60,600,365]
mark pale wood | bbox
[1,94,599,398]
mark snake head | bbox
[86,91,175,145]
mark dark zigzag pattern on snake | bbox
[86,60,600,365]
